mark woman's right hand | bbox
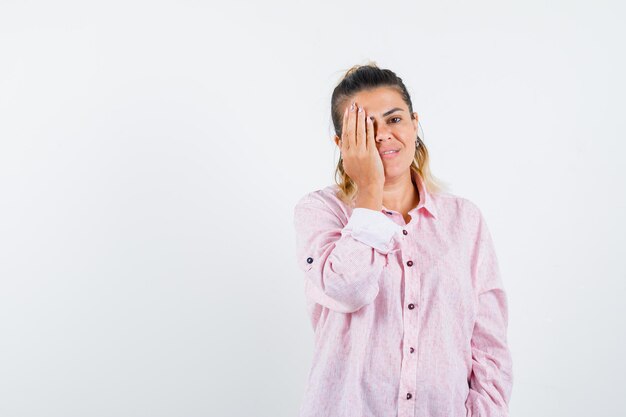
[339,101,385,191]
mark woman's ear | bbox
[412,112,419,130]
[334,135,341,148]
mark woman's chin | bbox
[383,162,405,176]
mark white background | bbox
[1,1,624,416]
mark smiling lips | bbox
[380,149,400,159]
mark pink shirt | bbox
[292,170,513,417]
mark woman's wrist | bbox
[355,185,383,211]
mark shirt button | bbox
[306,257,313,264]
[402,229,408,235]
[407,260,413,267]
[410,347,415,353]
[408,303,415,310]
[406,392,412,400]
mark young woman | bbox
[293,64,513,417]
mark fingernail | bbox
[358,106,363,113]
[350,102,355,112]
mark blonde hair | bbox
[330,62,450,206]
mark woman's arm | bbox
[465,207,514,417]
[293,193,401,314]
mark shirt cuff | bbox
[341,208,402,253]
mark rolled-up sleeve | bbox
[465,209,514,417]
[293,195,401,314]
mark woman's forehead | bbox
[351,87,406,110]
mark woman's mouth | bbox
[380,149,400,159]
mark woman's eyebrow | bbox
[382,107,403,117]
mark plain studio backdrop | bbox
[1,1,624,416]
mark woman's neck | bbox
[382,172,420,214]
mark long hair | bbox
[330,61,450,206]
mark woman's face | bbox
[335,86,419,179]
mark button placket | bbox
[398,249,419,415]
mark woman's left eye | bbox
[390,117,401,123]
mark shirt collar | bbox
[381,169,439,220]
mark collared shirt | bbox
[292,169,513,417]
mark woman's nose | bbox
[375,123,392,142]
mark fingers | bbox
[365,114,375,151]
[342,101,358,151]
[356,104,366,152]
[341,104,350,151]
[342,101,376,154]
